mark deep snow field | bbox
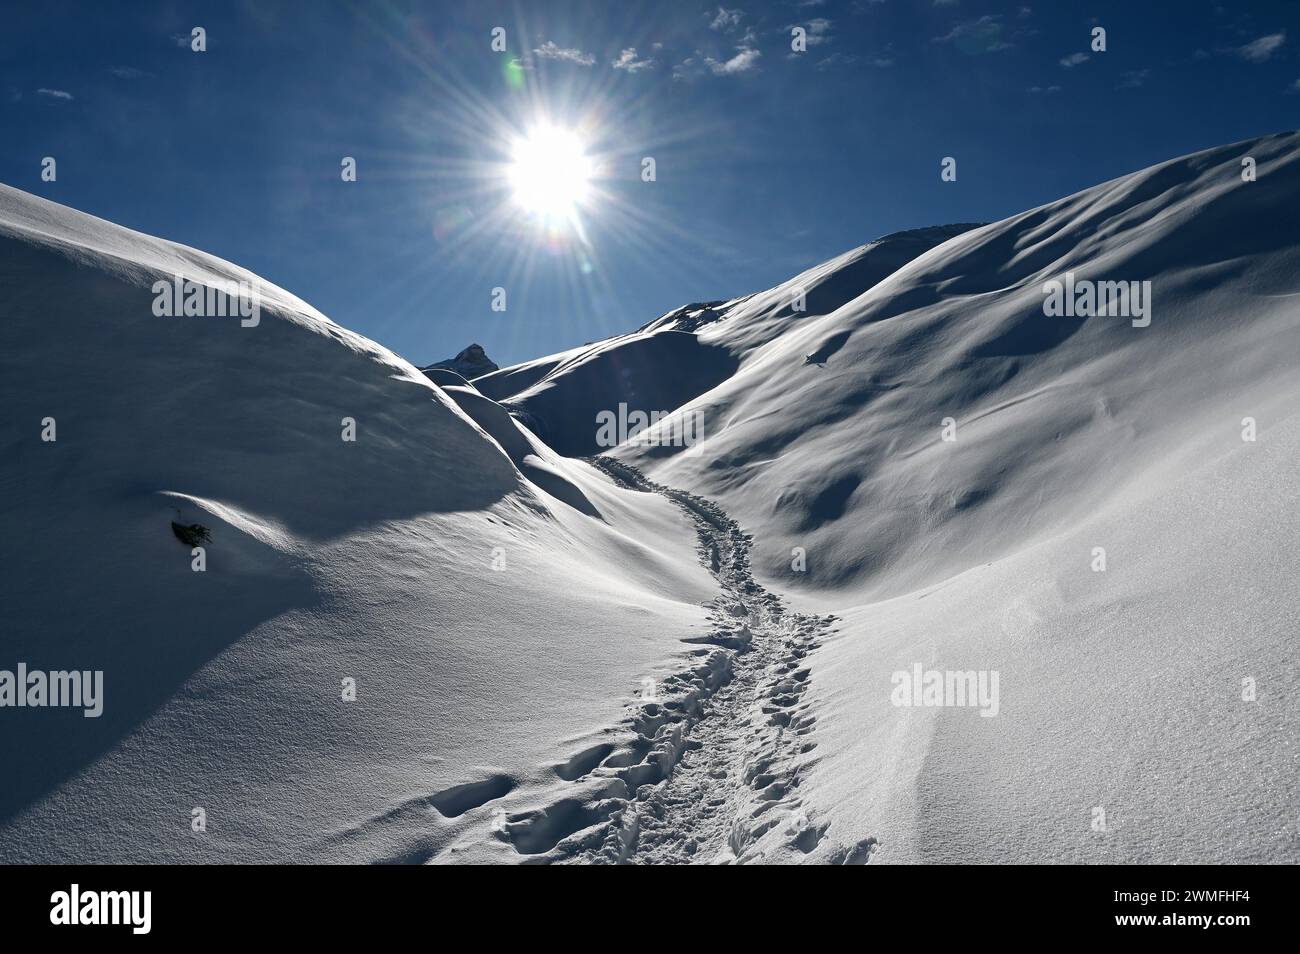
[1,133,1296,864]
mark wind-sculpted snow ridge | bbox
[0,184,721,862]
[635,300,727,334]
[473,223,980,456]
[611,131,1300,863]
[448,458,862,865]
[620,132,1300,600]
[493,331,740,457]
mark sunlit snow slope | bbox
[609,132,1300,862]
[473,224,979,456]
[3,129,1296,866]
[0,184,718,863]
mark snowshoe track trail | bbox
[562,458,841,864]
[389,459,862,865]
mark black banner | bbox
[0,864,1281,940]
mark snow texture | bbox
[2,132,1297,863]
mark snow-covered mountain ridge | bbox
[2,131,1296,864]
[0,182,721,862]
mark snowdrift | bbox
[477,224,978,457]
[0,184,719,862]
[610,132,1300,862]
[619,134,1300,600]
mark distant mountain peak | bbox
[424,343,499,379]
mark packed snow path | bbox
[331,458,869,865]
[570,459,851,864]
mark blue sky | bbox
[3,1,1299,366]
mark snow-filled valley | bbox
[1,133,1296,864]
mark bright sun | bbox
[507,124,594,223]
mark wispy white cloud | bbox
[708,46,761,74]
[710,7,744,31]
[672,56,699,80]
[36,88,73,100]
[676,43,762,79]
[817,49,892,70]
[1228,32,1285,63]
[612,48,656,73]
[1059,51,1089,67]
[816,52,857,70]
[806,18,833,45]
[933,16,1013,53]
[787,17,834,47]
[533,41,596,66]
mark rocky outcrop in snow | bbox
[423,343,499,380]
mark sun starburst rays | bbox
[340,6,731,356]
